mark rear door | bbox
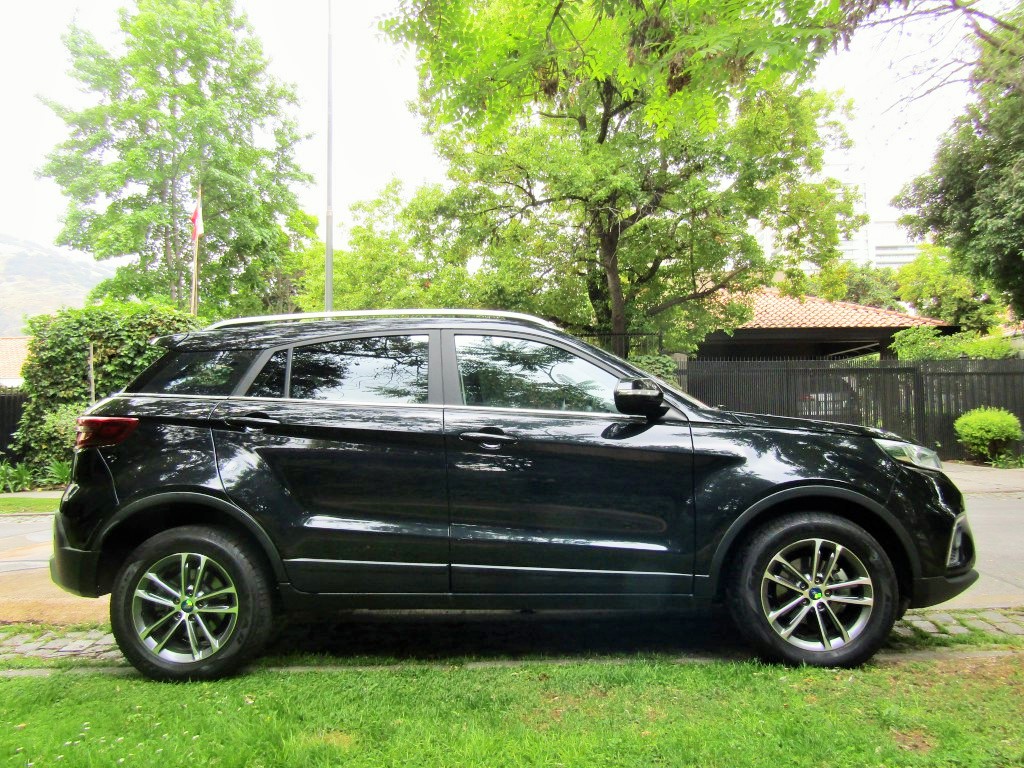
[213,331,450,594]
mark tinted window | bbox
[455,335,617,413]
[130,350,256,396]
[247,351,288,398]
[290,336,429,404]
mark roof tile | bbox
[741,291,950,330]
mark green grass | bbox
[0,496,59,514]
[0,655,1022,767]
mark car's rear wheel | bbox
[729,513,899,667]
[110,526,273,681]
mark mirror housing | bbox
[614,377,666,418]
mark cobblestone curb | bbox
[1,608,1022,664]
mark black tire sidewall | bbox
[110,526,273,681]
[729,513,899,667]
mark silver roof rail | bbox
[206,308,561,331]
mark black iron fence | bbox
[679,358,1024,461]
[0,386,27,461]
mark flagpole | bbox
[191,185,202,316]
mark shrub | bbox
[13,302,198,468]
[629,354,678,382]
[31,404,83,469]
[890,326,1016,360]
[41,459,73,488]
[0,461,36,492]
[954,407,1023,461]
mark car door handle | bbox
[459,431,519,449]
[223,414,281,431]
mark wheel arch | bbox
[94,492,286,596]
[705,486,920,605]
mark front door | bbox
[443,331,695,596]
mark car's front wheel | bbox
[110,526,273,681]
[729,513,899,667]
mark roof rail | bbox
[205,309,561,331]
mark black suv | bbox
[51,310,977,679]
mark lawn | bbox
[1,653,1021,767]
[0,497,58,514]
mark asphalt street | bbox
[0,462,1020,623]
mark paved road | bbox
[0,461,1020,623]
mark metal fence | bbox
[0,387,27,461]
[679,358,1024,461]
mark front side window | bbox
[455,335,618,413]
[130,349,257,396]
[289,335,429,404]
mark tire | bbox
[110,526,274,681]
[728,513,899,667]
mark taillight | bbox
[75,417,139,449]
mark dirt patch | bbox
[891,728,935,754]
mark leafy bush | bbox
[629,354,678,382]
[13,302,198,468]
[41,459,73,488]
[30,404,83,469]
[0,461,36,492]
[954,407,1023,462]
[890,326,1016,360]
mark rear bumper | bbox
[910,569,979,609]
[50,517,103,598]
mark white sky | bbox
[0,0,986,254]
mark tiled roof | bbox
[0,337,30,383]
[741,291,950,330]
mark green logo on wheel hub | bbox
[181,598,195,613]
[808,587,823,600]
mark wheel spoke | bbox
[828,594,874,606]
[134,589,177,609]
[191,555,208,597]
[814,609,832,650]
[764,572,803,594]
[139,608,178,641]
[179,553,189,598]
[184,617,201,660]
[822,545,844,583]
[144,572,180,600]
[771,555,808,585]
[810,539,824,582]
[153,616,185,653]
[193,614,220,652]
[829,577,872,592]
[823,603,851,644]
[768,594,806,623]
[780,604,812,639]
[197,586,236,603]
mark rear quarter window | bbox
[127,349,257,396]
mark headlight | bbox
[873,438,942,470]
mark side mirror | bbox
[614,377,666,418]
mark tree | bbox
[806,262,901,311]
[895,2,1024,319]
[896,245,1005,332]
[383,1,865,354]
[41,0,314,318]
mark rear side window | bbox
[247,350,289,398]
[129,350,257,396]
[289,335,429,404]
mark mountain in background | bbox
[0,235,117,335]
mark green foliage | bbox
[13,303,198,468]
[0,461,36,493]
[629,354,678,381]
[40,0,316,317]
[890,326,1016,361]
[895,245,1005,333]
[954,407,1023,462]
[41,459,73,489]
[382,1,866,354]
[895,4,1024,319]
[806,262,901,311]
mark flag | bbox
[190,189,204,242]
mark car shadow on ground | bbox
[265,610,755,663]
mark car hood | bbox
[729,411,903,441]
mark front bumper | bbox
[910,569,980,608]
[50,516,103,598]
